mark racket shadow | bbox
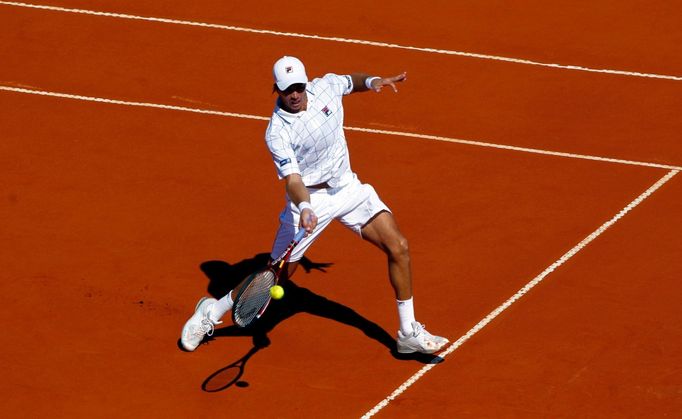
[201,345,261,392]
[201,254,441,364]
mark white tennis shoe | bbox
[396,322,449,354]
[181,297,220,352]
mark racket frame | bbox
[232,228,307,327]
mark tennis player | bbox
[181,56,448,355]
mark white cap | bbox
[273,56,308,90]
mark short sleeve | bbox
[265,124,299,179]
[322,73,353,96]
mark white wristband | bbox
[365,76,380,90]
[297,201,313,213]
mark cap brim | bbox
[276,77,308,91]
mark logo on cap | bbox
[285,66,293,73]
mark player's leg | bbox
[334,180,411,305]
[359,211,412,300]
[360,212,449,354]
[335,180,448,354]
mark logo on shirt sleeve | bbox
[322,106,332,117]
[278,158,291,167]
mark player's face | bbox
[278,83,307,113]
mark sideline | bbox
[360,168,679,418]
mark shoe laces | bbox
[196,317,215,337]
[412,322,425,337]
[412,322,441,342]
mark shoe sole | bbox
[396,339,449,354]
[397,346,438,354]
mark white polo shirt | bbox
[265,73,354,188]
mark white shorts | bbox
[270,175,390,262]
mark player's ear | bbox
[272,83,279,94]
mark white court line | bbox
[361,168,679,418]
[1,1,681,82]
[346,126,682,171]
[1,85,681,172]
[1,75,679,417]
[0,85,269,121]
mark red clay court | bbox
[1,1,681,417]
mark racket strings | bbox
[233,270,276,326]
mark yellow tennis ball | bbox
[270,285,284,300]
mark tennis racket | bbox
[232,228,307,327]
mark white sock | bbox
[397,297,416,336]
[209,290,233,323]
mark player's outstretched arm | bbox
[350,72,407,93]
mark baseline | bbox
[0,1,680,82]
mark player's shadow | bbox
[200,254,441,365]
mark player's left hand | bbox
[370,72,407,93]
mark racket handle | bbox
[294,228,307,242]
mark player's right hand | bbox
[300,208,318,235]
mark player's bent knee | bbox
[387,236,410,262]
